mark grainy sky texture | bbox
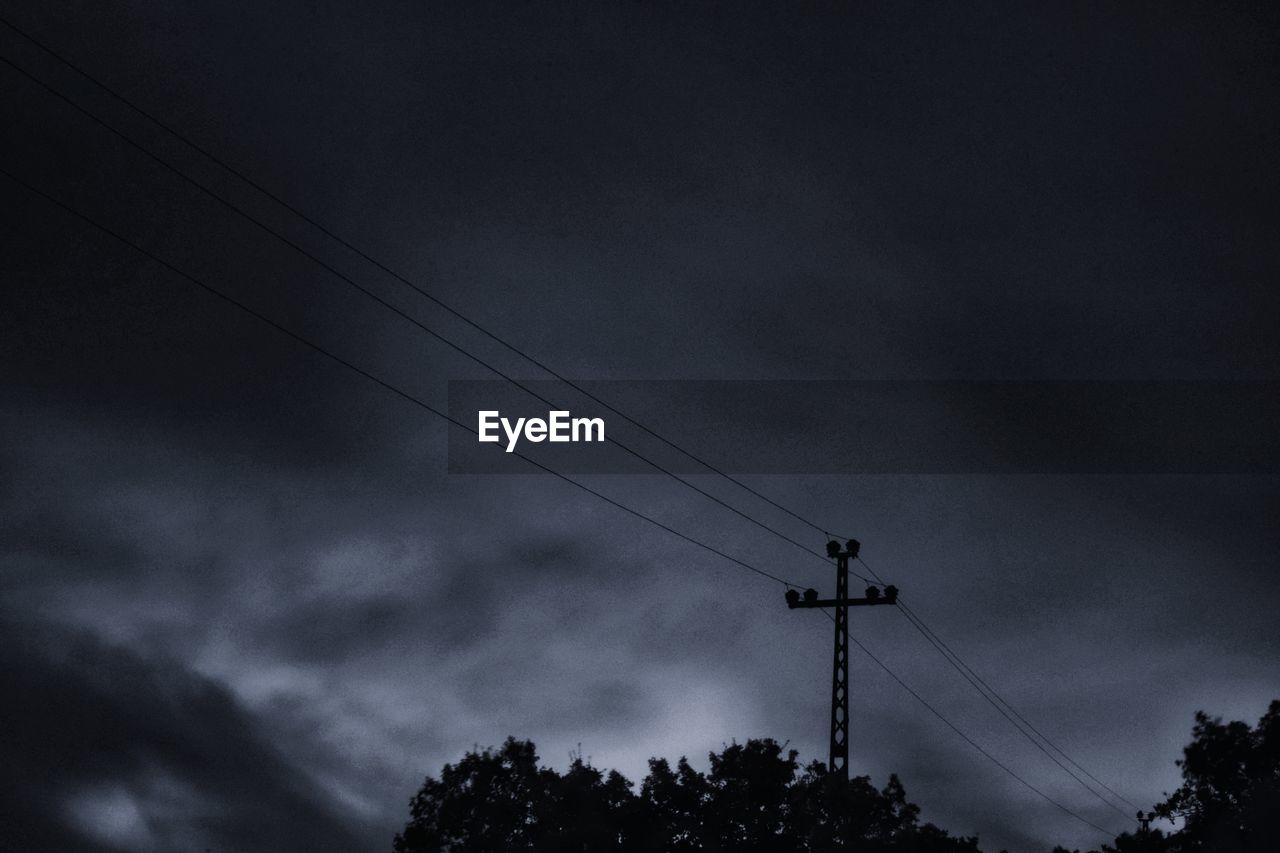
[1,3,1277,851]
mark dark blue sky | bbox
[1,2,1277,851]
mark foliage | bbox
[394,701,1280,853]
[1150,700,1280,853]
[394,737,979,852]
[1060,700,1280,853]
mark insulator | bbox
[826,540,841,558]
[865,585,880,599]
[846,538,860,558]
[803,588,819,603]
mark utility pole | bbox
[785,539,897,781]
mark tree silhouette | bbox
[393,738,549,851]
[1055,700,1279,853]
[1150,699,1280,853]
[394,737,978,852]
[394,702,1280,852]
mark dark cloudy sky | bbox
[1,2,1277,851]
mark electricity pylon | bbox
[785,539,897,781]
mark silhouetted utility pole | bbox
[785,539,897,782]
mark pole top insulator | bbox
[803,588,819,603]
[884,584,898,603]
[826,540,842,558]
[846,539,860,558]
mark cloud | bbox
[1,3,1277,851]
[0,620,375,852]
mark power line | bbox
[7,161,1119,843]
[0,27,889,592]
[0,166,802,592]
[897,605,1143,814]
[857,556,1143,817]
[0,47,837,570]
[896,602,1134,818]
[0,11,837,543]
[0,22,1141,820]
[854,552,1140,814]
[819,607,1121,840]
[842,620,1118,841]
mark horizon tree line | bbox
[394,701,1280,853]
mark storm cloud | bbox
[1,2,1277,852]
